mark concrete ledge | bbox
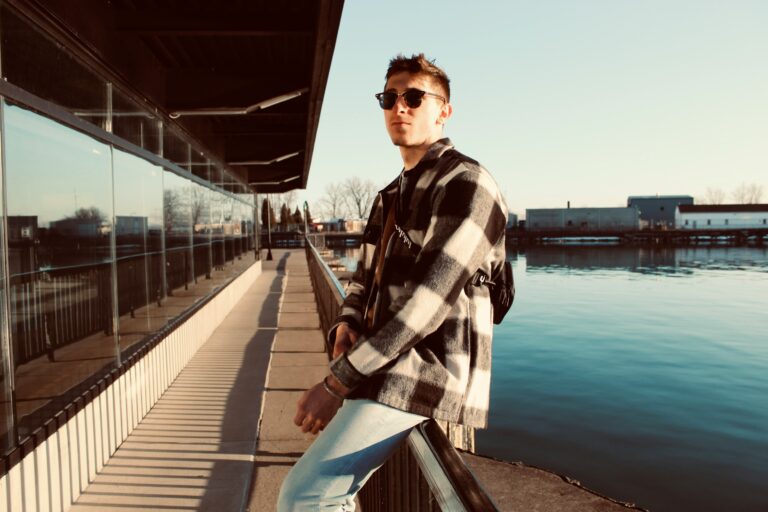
[461,452,647,511]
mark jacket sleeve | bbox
[328,251,368,340]
[330,166,507,389]
[327,193,382,341]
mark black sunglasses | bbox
[375,89,447,110]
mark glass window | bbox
[3,102,117,442]
[191,181,212,285]
[0,6,108,131]
[163,171,192,299]
[112,90,161,155]
[162,128,190,171]
[224,195,235,263]
[210,171,226,270]
[113,150,164,351]
[0,110,13,454]
[190,151,209,182]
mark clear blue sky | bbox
[302,0,768,219]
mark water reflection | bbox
[482,245,768,512]
[520,245,768,274]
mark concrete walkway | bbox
[69,250,323,511]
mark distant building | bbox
[313,218,345,232]
[526,207,640,232]
[49,217,105,237]
[7,215,39,242]
[344,218,366,233]
[116,216,149,237]
[628,195,694,229]
[676,204,768,229]
[506,213,519,229]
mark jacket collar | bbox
[380,138,455,195]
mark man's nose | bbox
[394,94,409,112]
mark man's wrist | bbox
[322,376,345,401]
[325,374,351,397]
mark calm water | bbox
[331,245,768,511]
[479,246,768,512]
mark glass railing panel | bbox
[2,101,118,444]
[113,149,164,351]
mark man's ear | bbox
[437,102,453,125]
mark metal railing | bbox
[305,237,499,511]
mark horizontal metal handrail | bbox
[305,237,346,298]
[304,235,498,511]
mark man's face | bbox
[382,72,451,149]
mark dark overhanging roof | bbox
[10,0,344,193]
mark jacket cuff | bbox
[328,315,362,344]
[338,306,364,331]
[330,353,366,389]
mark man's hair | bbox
[385,53,451,100]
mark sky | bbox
[300,0,768,219]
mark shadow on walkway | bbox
[70,251,300,511]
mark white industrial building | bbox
[676,204,768,229]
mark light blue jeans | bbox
[277,399,428,511]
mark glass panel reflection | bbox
[113,150,164,350]
[0,108,13,455]
[112,90,161,155]
[163,129,190,171]
[192,181,212,285]
[0,6,108,131]
[163,171,193,301]
[224,195,235,263]
[210,179,226,271]
[3,102,117,442]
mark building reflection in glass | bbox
[4,103,118,441]
[113,149,164,346]
[0,103,256,450]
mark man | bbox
[278,53,507,511]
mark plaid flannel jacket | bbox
[329,139,508,428]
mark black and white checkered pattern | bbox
[329,139,508,429]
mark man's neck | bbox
[399,140,436,171]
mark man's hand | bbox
[294,375,352,435]
[333,322,360,359]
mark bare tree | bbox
[70,206,107,222]
[317,183,348,220]
[343,177,376,218]
[191,186,208,230]
[163,190,181,232]
[732,182,764,204]
[703,187,726,205]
